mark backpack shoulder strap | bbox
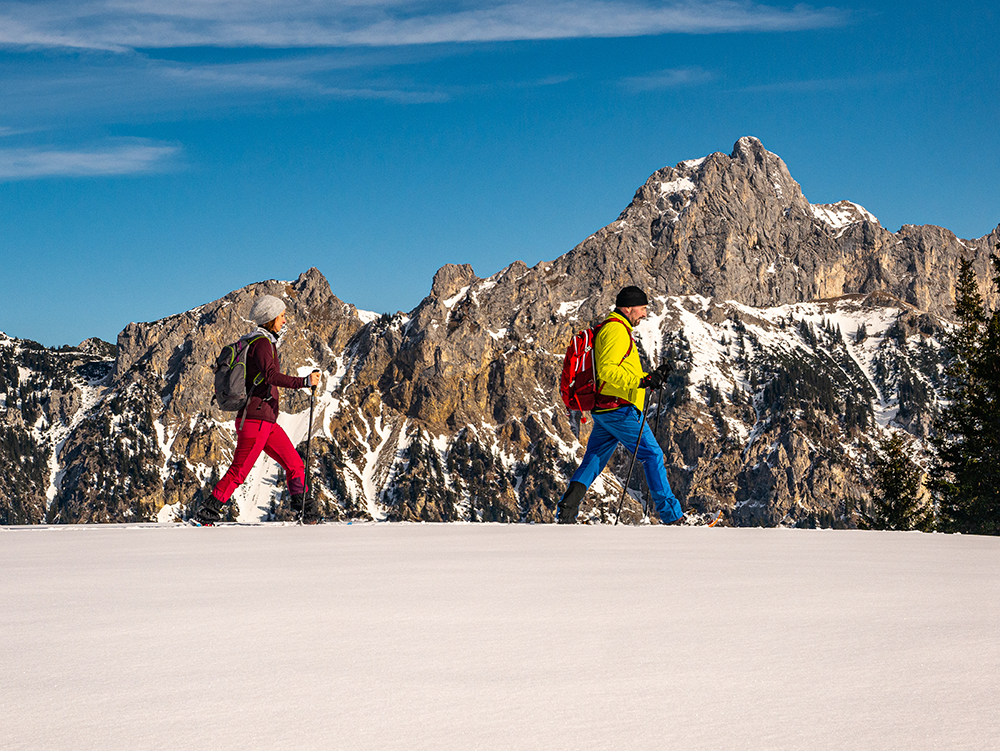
[598,315,634,364]
[241,334,269,386]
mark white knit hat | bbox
[249,295,286,324]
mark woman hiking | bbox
[197,294,321,525]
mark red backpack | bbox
[559,318,630,412]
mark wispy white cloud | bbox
[736,71,905,93]
[0,1,849,140]
[156,53,450,103]
[620,66,714,91]
[0,140,180,179]
[0,1,847,50]
[0,49,451,129]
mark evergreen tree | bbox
[928,253,1000,535]
[861,433,932,531]
[855,321,868,343]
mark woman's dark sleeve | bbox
[251,340,307,390]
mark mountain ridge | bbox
[1,137,995,526]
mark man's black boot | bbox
[557,481,587,524]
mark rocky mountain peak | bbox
[621,136,807,226]
[563,137,997,317]
[428,263,481,302]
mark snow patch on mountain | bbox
[557,299,587,319]
[45,357,112,503]
[443,286,470,309]
[659,176,696,194]
[810,201,880,232]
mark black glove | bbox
[639,363,672,390]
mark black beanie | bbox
[615,285,648,308]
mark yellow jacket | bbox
[594,311,647,412]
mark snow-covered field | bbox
[3,524,998,750]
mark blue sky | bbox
[1,1,997,347]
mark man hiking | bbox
[197,294,321,525]
[557,285,684,524]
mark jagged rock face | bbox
[566,137,998,317]
[4,137,995,526]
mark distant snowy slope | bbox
[0,333,115,524]
[3,524,999,751]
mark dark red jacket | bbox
[237,332,308,425]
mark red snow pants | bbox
[212,419,306,503]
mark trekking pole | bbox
[653,356,674,443]
[614,406,648,525]
[301,371,319,524]
[648,384,666,523]
[654,384,664,447]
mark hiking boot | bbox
[196,496,224,526]
[291,493,321,524]
[557,481,586,524]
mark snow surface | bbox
[3,524,998,751]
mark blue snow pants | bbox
[570,404,683,523]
